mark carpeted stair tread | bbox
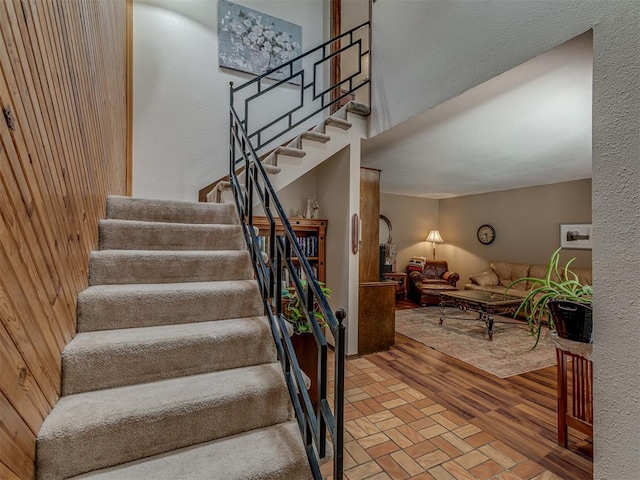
[262,151,278,167]
[99,219,245,251]
[300,130,331,143]
[261,147,306,168]
[261,163,282,174]
[206,162,282,203]
[323,116,352,130]
[77,281,263,332]
[106,195,240,224]
[274,145,306,158]
[62,316,275,394]
[345,101,371,117]
[37,363,293,480]
[237,163,282,180]
[287,131,332,150]
[67,421,312,480]
[89,249,253,285]
[331,101,371,120]
[312,101,369,134]
[37,193,314,479]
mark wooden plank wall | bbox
[0,1,128,478]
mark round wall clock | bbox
[477,224,496,245]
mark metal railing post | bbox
[226,24,369,480]
[334,308,346,480]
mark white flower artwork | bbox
[218,0,302,84]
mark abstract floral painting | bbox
[218,0,302,84]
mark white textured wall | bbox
[133,0,325,201]
[275,170,319,218]
[316,146,362,356]
[267,146,361,355]
[372,1,640,477]
[370,1,602,137]
[317,147,353,350]
[591,6,640,479]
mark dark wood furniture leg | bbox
[557,348,568,447]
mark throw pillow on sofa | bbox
[491,262,530,291]
[469,270,499,287]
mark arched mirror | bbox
[379,215,392,244]
[379,215,396,273]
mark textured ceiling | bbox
[362,32,593,199]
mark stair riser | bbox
[62,318,276,394]
[77,282,263,332]
[89,251,253,285]
[107,196,240,224]
[99,220,245,251]
[63,422,313,480]
[37,368,292,480]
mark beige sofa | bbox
[465,261,592,298]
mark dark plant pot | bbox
[290,333,318,405]
[548,299,593,343]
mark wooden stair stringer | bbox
[271,110,368,194]
[204,101,370,203]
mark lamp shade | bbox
[425,230,444,243]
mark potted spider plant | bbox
[282,280,331,335]
[281,280,331,403]
[508,248,593,347]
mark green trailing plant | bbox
[508,247,592,347]
[282,280,331,335]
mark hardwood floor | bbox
[324,327,592,480]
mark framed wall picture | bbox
[218,0,302,84]
[560,223,592,250]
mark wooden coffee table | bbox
[438,290,523,340]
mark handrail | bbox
[227,21,370,480]
[232,21,370,153]
[230,106,345,480]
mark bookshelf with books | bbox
[251,216,327,287]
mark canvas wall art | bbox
[218,0,302,83]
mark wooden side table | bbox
[384,272,407,300]
[550,333,593,447]
[358,282,396,354]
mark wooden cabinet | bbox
[359,167,381,282]
[250,216,327,284]
[358,282,396,354]
[358,167,396,354]
[384,272,408,300]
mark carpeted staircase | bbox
[206,101,370,204]
[36,196,313,480]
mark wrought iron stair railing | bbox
[228,22,370,480]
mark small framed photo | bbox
[560,223,592,250]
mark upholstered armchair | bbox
[409,260,460,306]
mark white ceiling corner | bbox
[362,32,593,199]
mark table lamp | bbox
[425,230,443,260]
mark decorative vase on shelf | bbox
[304,198,315,219]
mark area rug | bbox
[395,306,556,378]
